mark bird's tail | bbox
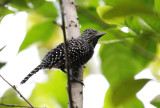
[20,65,42,84]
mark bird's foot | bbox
[70,76,84,86]
[61,68,84,85]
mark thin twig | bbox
[0,75,35,108]
[53,21,62,27]
[99,38,134,44]
[0,45,6,52]
[59,0,73,108]
[0,103,46,108]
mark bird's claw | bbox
[83,65,86,68]
[70,77,84,86]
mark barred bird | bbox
[20,28,106,84]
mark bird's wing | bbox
[41,43,65,69]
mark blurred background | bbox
[0,0,160,108]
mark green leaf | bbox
[100,29,156,107]
[111,79,149,105]
[0,62,6,69]
[29,0,45,8]
[104,87,145,108]
[8,0,30,11]
[104,0,154,7]
[98,2,154,25]
[0,45,6,52]
[150,44,160,81]
[124,16,141,34]
[151,95,160,108]
[124,15,159,34]
[97,5,125,25]
[0,7,14,22]
[77,7,113,31]
[104,79,149,108]
[100,29,135,41]
[75,0,99,8]
[0,0,9,6]
[100,38,155,88]
[19,21,56,52]
[0,89,24,108]
[100,43,145,87]
[155,0,160,15]
[29,70,68,108]
[0,46,6,69]
[33,1,57,18]
[140,14,160,33]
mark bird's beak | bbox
[96,32,106,37]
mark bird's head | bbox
[81,28,106,47]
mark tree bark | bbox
[61,0,83,108]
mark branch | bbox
[0,45,6,52]
[0,103,45,108]
[53,21,62,27]
[98,38,134,44]
[62,0,81,39]
[59,0,73,108]
[61,0,83,108]
[0,75,35,108]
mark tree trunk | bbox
[61,0,83,108]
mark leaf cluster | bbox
[1,0,160,108]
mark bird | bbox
[20,28,106,85]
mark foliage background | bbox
[0,0,160,108]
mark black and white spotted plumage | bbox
[20,28,106,84]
